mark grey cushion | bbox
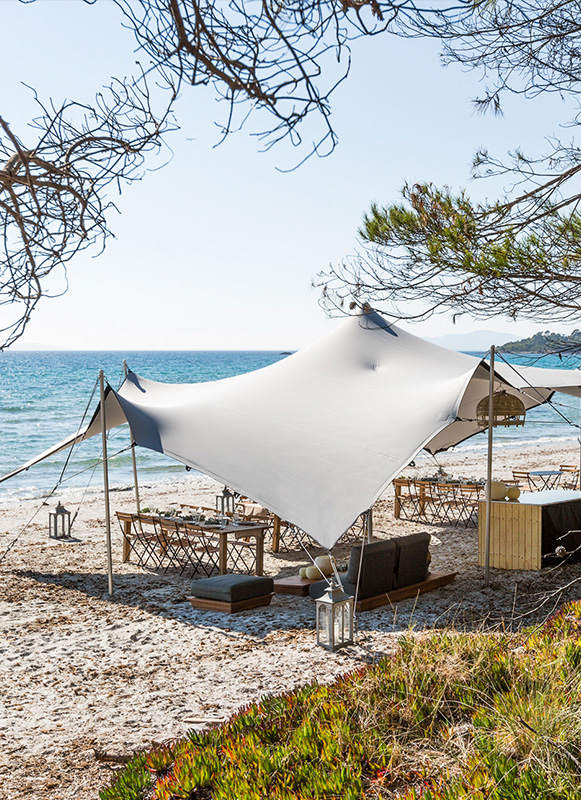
[345,539,397,598]
[309,539,396,601]
[190,574,274,603]
[393,533,431,589]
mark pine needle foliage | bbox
[100,600,581,799]
[317,182,581,324]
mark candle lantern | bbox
[315,580,354,651]
[49,502,72,539]
[215,487,235,515]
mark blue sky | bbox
[3,0,576,350]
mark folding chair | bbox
[560,465,580,490]
[512,470,534,491]
[124,513,165,570]
[393,479,417,520]
[159,519,221,576]
[435,482,462,526]
[455,484,482,527]
[339,511,370,543]
[417,481,442,524]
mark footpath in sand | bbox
[2,445,581,799]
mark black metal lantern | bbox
[49,502,71,539]
[315,580,354,651]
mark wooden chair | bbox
[512,470,533,490]
[560,465,580,490]
[157,518,221,576]
[456,484,482,527]
[435,482,461,525]
[416,480,441,521]
[116,512,167,570]
[393,478,420,519]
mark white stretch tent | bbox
[3,310,581,549]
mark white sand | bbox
[2,443,581,799]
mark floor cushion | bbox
[190,574,274,603]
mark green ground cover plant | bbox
[100,601,581,799]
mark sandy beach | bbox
[2,442,581,799]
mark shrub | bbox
[100,600,581,800]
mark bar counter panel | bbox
[478,491,581,571]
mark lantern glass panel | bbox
[317,604,331,648]
[334,603,354,649]
[334,606,344,644]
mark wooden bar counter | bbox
[478,490,581,570]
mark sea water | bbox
[0,349,580,500]
[0,351,287,500]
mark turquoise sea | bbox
[0,351,288,500]
[0,349,580,500]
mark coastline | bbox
[2,441,581,799]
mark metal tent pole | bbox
[100,370,114,596]
[366,508,373,543]
[123,361,141,513]
[579,403,581,490]
[484,345,495,588]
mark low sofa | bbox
[309,532,436,606]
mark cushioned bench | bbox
[188,574,274,613]
[307,533,456,611]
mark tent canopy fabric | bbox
[425,360,581,455]
[3,311,581,549]
[113,314,480,548]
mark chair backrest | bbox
[132,513,158,533]
[393,478,414,491]
[560,465,580,489]
[344,539,397,599]
[417,480,438,498]
[512,470,531,487]
[436,482,458,499]
[459,484,481,496]
[393,532,431,589]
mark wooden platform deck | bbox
[355,571,457,611]
[273,571,457,609]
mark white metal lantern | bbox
[49,502,71,539]
[215,487,235,515]
[315,580,354,651]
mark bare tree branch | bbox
[112,0,404,154]
[0,74,176,349]
[316,0,581,323]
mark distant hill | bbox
[427,330,513,351]
[499,330,581,354]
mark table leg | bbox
[394,485,401,518]
[122,519,131,562]
[272,516,281,553]
[419,484,426,516]
[255,532,264,576]
[219,531,228,574]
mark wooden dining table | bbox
[117,512,269,575]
